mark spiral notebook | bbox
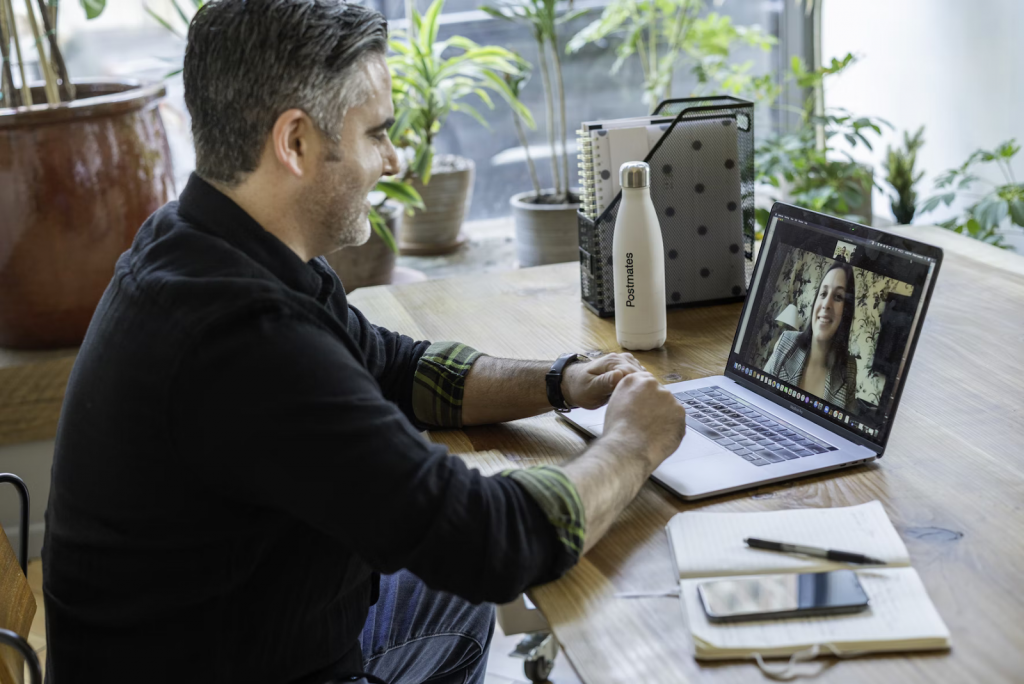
[666,502,951,660]
[578,116,667,219]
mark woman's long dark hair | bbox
[791,260,856,378]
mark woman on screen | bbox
[764,261,858,412]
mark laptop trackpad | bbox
[668,430,725,461]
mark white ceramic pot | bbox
[510,189,582,267]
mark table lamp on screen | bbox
[775,304,800,331]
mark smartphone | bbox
[697,570,869,623]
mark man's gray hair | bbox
[184,0,388,185]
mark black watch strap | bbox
[546,353,587,413]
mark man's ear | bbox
[270,109,317,178]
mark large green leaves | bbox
[920,137,1022,247]
[390,0,530,183]
[567,0,775,106]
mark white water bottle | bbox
[613,161,666,350]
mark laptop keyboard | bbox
[675,386,836,467]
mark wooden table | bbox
[349,225,1024,684]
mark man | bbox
[42,1,686,682]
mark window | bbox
[373,0,803,220]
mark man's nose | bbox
[382,139,400,177]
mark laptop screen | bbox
[727,206,940,449]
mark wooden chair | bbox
[0,474,40,684]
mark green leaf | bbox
[566,3,629,53]
[472,87,495,109]
[975,198,1008,231]
[81,0,106,19]
[755,207,771,231]
[412,145,434,184]
[389,107,414,142]
[389,39,412,56]
[557,8,589,26]
[918,195,944,214]
[996,138,1020,159]
[368,209,399,254]
[170,0,191,29]
[1009,199,1024,227]
[480,69,533,124]
[452,101,490,128]
[411,5,424,42]
[421,0,445,53]
[145,4,181,36]
[376,179,425,210]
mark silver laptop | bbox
[563,202,943,500]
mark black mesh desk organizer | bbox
[578,96,755,317]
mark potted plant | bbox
[325,177,424,291]
[919,139,1024,248]
[0,0,174,349]
[481,0,585,267]
[754,54,889,229]
[565,0,777,109]
[883,126,925,225]
[388,0,531,255]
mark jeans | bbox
[353,569,496,684]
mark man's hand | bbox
[562,353,645,410]
[602,371,686,469]
[562,372,686,554]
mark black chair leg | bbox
[0,474,30,576]
[0,628,42,684]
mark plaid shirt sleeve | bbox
[412,341,485,428]
[503,465,586,560]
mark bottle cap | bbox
[620,161,650,188]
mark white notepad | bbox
[666,502,951,659]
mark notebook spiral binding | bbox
[576,132,597,219]
[578,96,756,318]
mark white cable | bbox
[752,643,870,680]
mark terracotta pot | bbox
[325,201,401,292]
[400,154,473,255]
[0,80,174,349]
[510,189,582,267]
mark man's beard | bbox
[302,163,372,257]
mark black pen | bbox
[744,537,886,565]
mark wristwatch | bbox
[546,353,589,413]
